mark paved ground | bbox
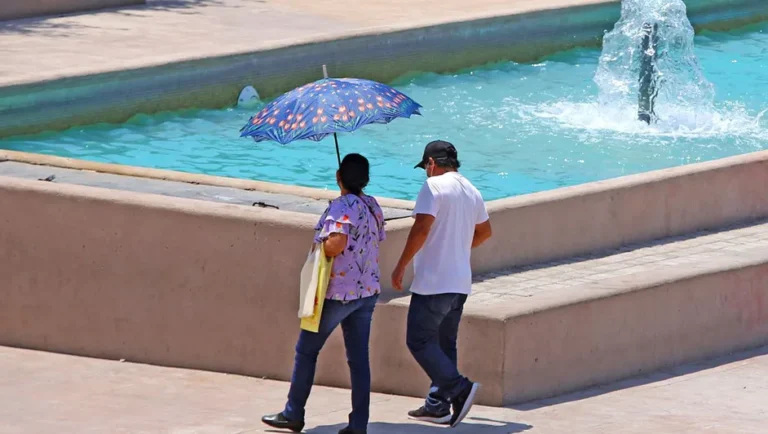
[1,345,766,433]
[0,0,609,87]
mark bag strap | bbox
[357,196,382,240]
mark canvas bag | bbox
[298,243,322,318]
[299,244,333,333]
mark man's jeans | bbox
[406,293,469,412]
[284,294,379,431]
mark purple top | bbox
[314,194,386,301]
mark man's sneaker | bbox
[407,406,451,424]
[449,382,481,428]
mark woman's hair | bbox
[339,153,370,195]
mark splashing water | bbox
[531,0,766,137]
[595,0,715,114]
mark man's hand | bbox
[391,264,406,291]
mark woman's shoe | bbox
[261,412,305,432]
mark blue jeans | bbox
[406,293,469,412]
[283,294,378,431]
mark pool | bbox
[3,22,767,201]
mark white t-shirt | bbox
[410,172,489,296]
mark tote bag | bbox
[298,244,322,318]
[300,243,333,333]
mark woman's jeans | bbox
[283,294,379,431]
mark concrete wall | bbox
[2,0,768,138]
[5,148,768,275]
[3,149,768,405]
[500,251,768,404]
[474,150,768,273]
[0,0,144,21]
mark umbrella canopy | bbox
[240,77,421,164]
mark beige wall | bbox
[0,176,423,396]
[0,0,144,21]
[473,150,768,272]
[500,254,768,403]
[2,149,768,405]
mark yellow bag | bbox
[300,243,334,333]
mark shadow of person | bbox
[306,419,533,434]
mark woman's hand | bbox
[323,233,348,258]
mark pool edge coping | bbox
[4,147,768,212]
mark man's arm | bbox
[391,181,439,291]
[397,214,435,267]
[391,214,435,290]
[472,220,492,248]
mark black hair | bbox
[434,157,461,170]
[339,153,370,195]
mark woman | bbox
[262,153,385,434]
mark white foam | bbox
[523,99,768,141]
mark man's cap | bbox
[415,140,459,169]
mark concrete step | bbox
[2,168,767,407]
[361,221,768,405]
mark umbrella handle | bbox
[333,133,341,168]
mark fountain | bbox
[594,0,715,125]
[637,22,659,123]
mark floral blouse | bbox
[314,194,386,301]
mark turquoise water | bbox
[3,23,768,201]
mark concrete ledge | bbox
[2,174,767,405]
[4,148,768,274]
[474,149,768,273]
[498,248,768,403]
[0,0,145,21]
[0,150,415,210]
[377,247,768,404]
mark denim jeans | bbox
[283,294,378,431]
[406,293,469,410]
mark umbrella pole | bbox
[323,65,341,168]
[333,133,341,167]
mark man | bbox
[391,140,493,428]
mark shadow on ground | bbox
[512,344,768,411]
[0,0,248,35]
[304,420,533,434]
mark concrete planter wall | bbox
[2,149,768,405]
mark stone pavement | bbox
[0,0,609,87]
[467,220,768,307]
[1,345,766,433]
